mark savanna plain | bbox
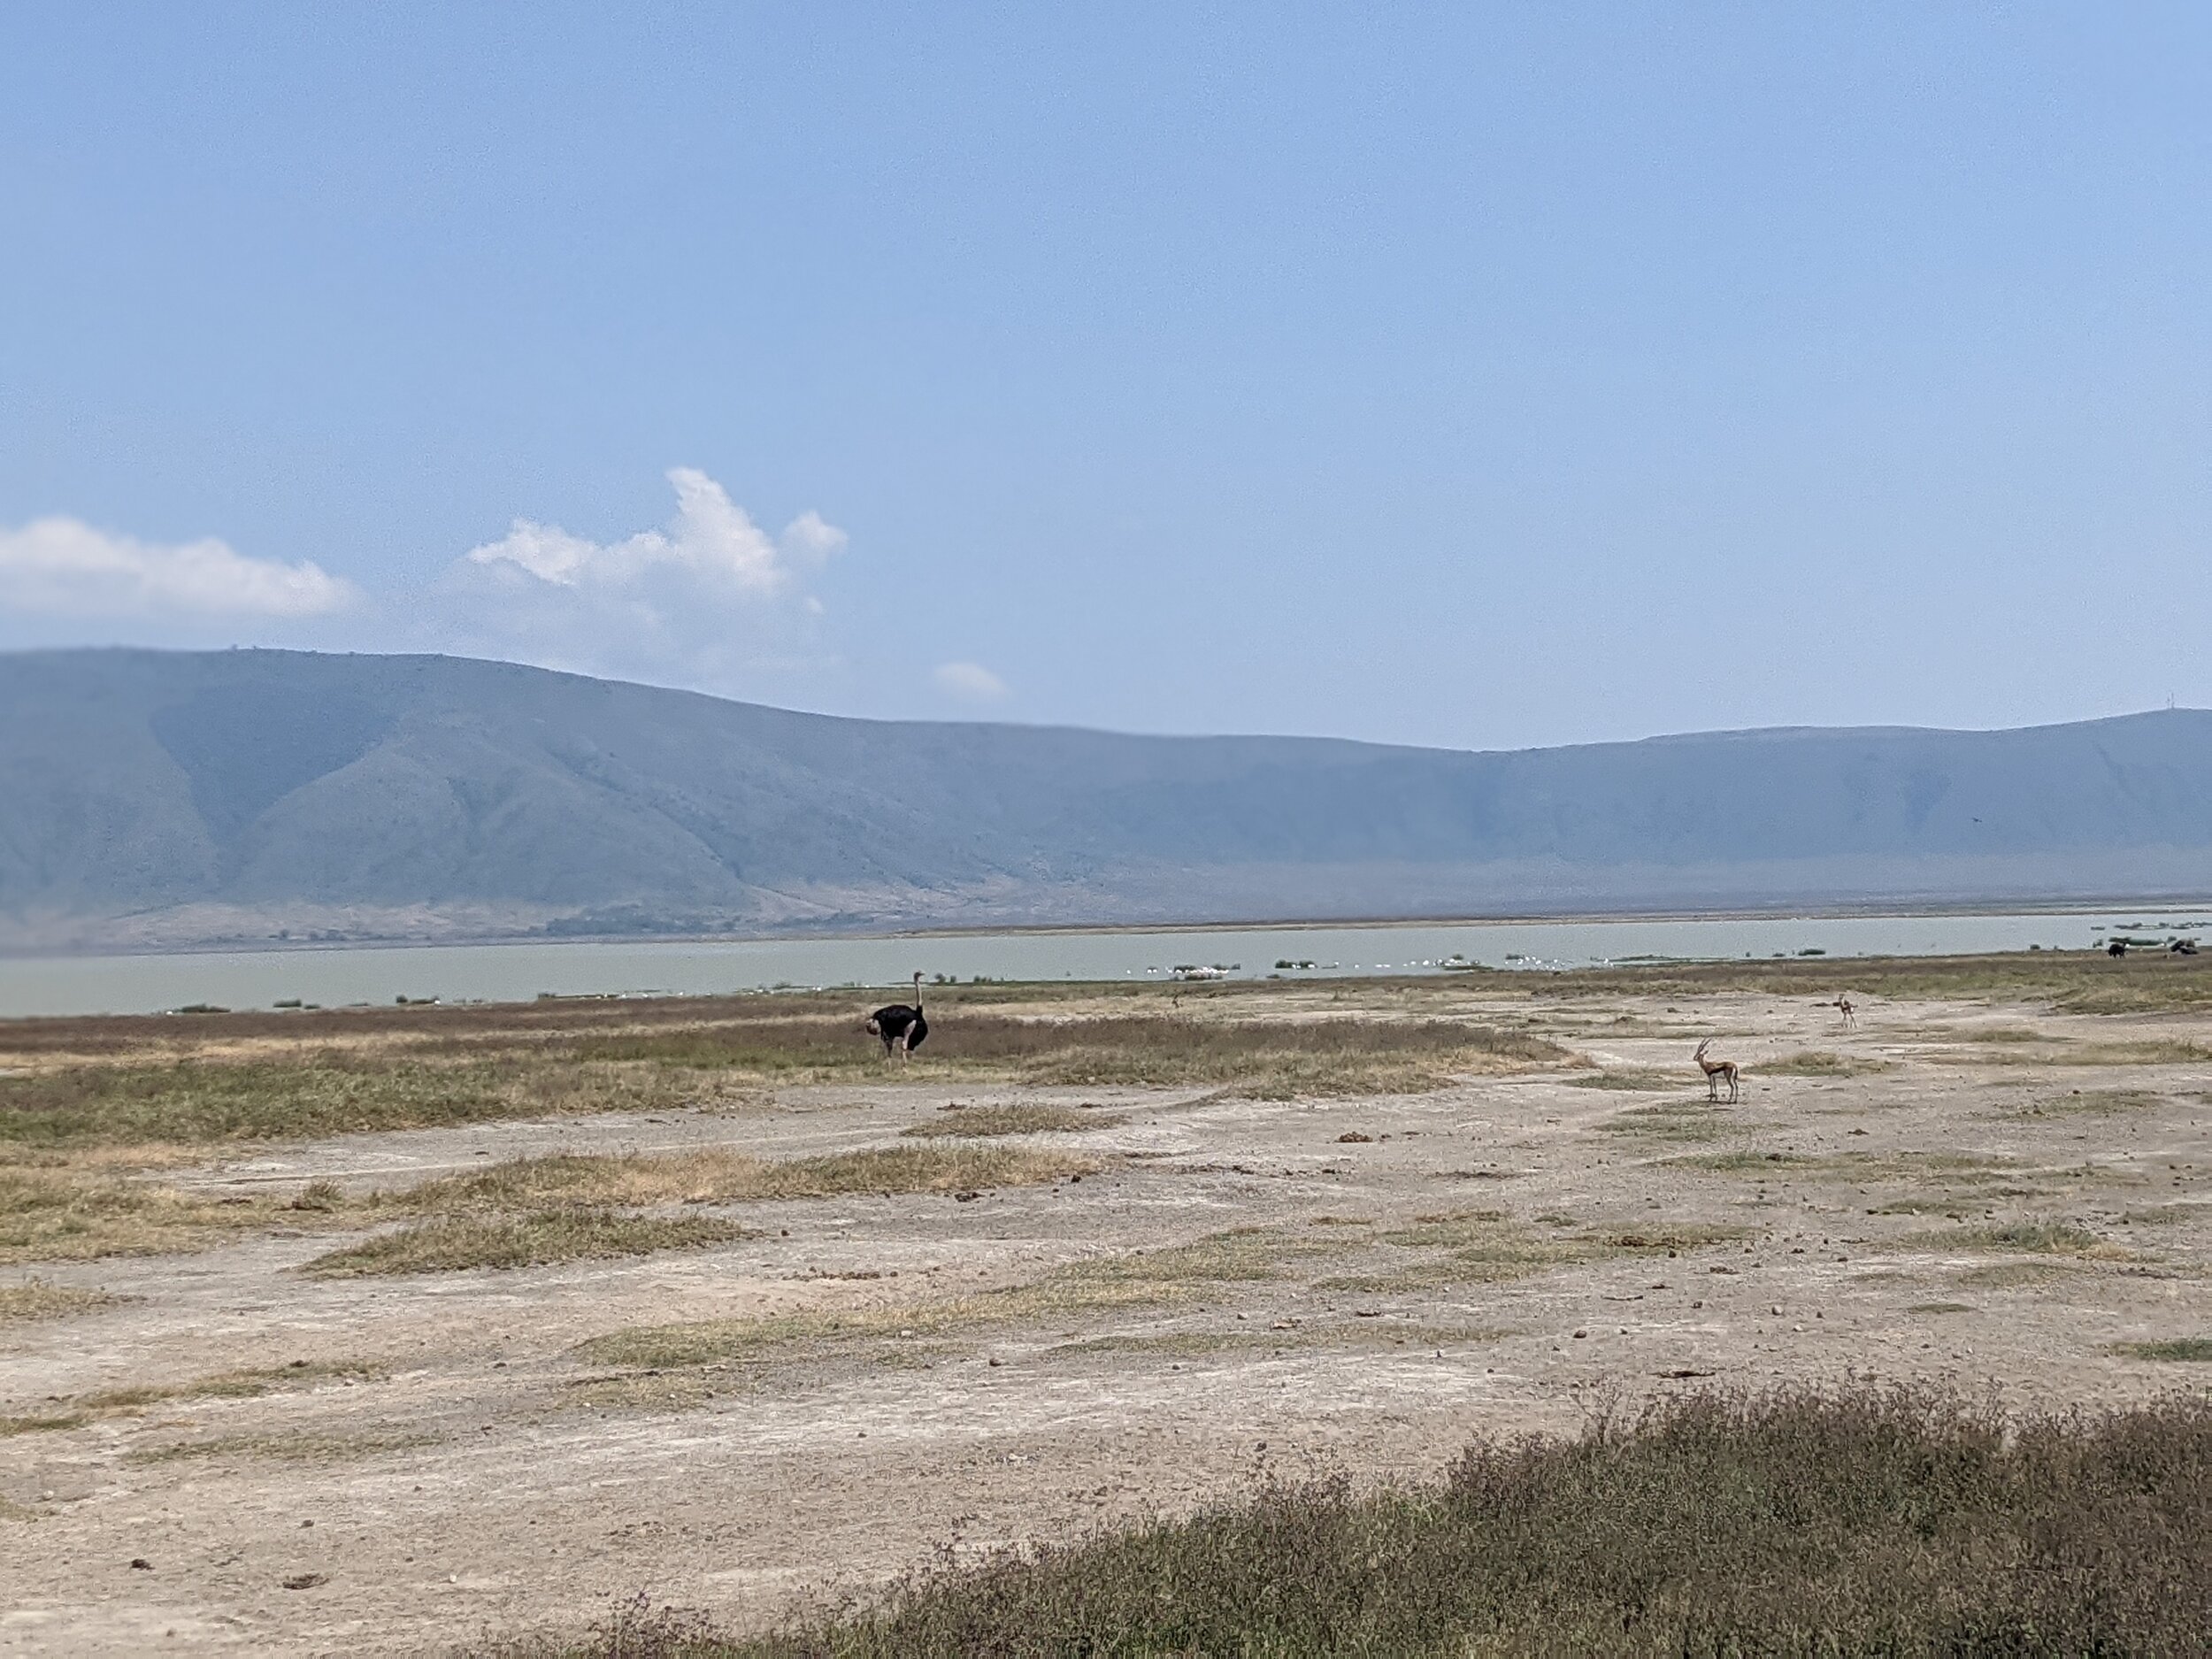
[3,955,2210,1655]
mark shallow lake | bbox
[4,908,2208,1019]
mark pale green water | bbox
[3,910,2205,1018]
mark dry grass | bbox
[302,1210,757,1277]
[1593,1100,1732,1141]
[1952,1025,2054,1044]
[2007,1087,2166,1118]
[902,1103,1125,1137]
[125,1429,440,1465]
[1951,1261,2079,1288]
[1905,1220,2128,1258]
[0,1164,310,1265]
[571,1227,1332,1372]
[0,1358,382,1436]
[0,1053,721,1153]
[2114,1337,2212,1362]
[1044,1321,1507,1360]
[1314,1210,1747,1294]
[1758,1050,1898,1077]
[0,1142,1095,1269]
[492,1387,2212,1658]
[577,1013,1569,1098]
[390,1144,1096,1214]
[1932,1039,2212,1069]
[0,1278,129,1323]
[1562,1070,1684,1092]
[1671,1149,2018,1181]
[562,1371,726,1412]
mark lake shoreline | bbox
[10,889,2212,965]
[4,907,2208,1021]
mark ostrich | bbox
[865,972,930,1061]
[1694,1038,1740,1103]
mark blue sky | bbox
[4,4,2208,749]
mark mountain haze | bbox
[3,649,2208,949]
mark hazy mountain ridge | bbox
[2,648,2208,949]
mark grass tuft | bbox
[1,1359,384,1436]
[1562,1070,1683,1092]
[1594,1100,1731,1141]
[902,1103,1125,1137]
[301,1210,757,1277]
[390,1144,1094,1215]
[1760,1050,1898,1077]
[1909,1220,2121,1257]
[2113,1337,2212,1362]
[0,1278,130,1323]
[126,1430,439,1465]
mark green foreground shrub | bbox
[505,1385,2212,1658]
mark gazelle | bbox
[1694,1038,1739,1102]
[1832,994,1856,1031]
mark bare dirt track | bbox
[3,974,2209,1655]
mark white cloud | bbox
[0,515,360,618]
[463,467,831,598]
[933,660,1010,701]
[434,468,847,692]
[779,510,848,565]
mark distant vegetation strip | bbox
[0,998,1570,1155]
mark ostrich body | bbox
[866,972,929,1060]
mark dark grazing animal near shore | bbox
[866,972,930,1060]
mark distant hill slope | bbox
[2,649,2208,949]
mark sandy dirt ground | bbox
[3,987,2208,1655]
